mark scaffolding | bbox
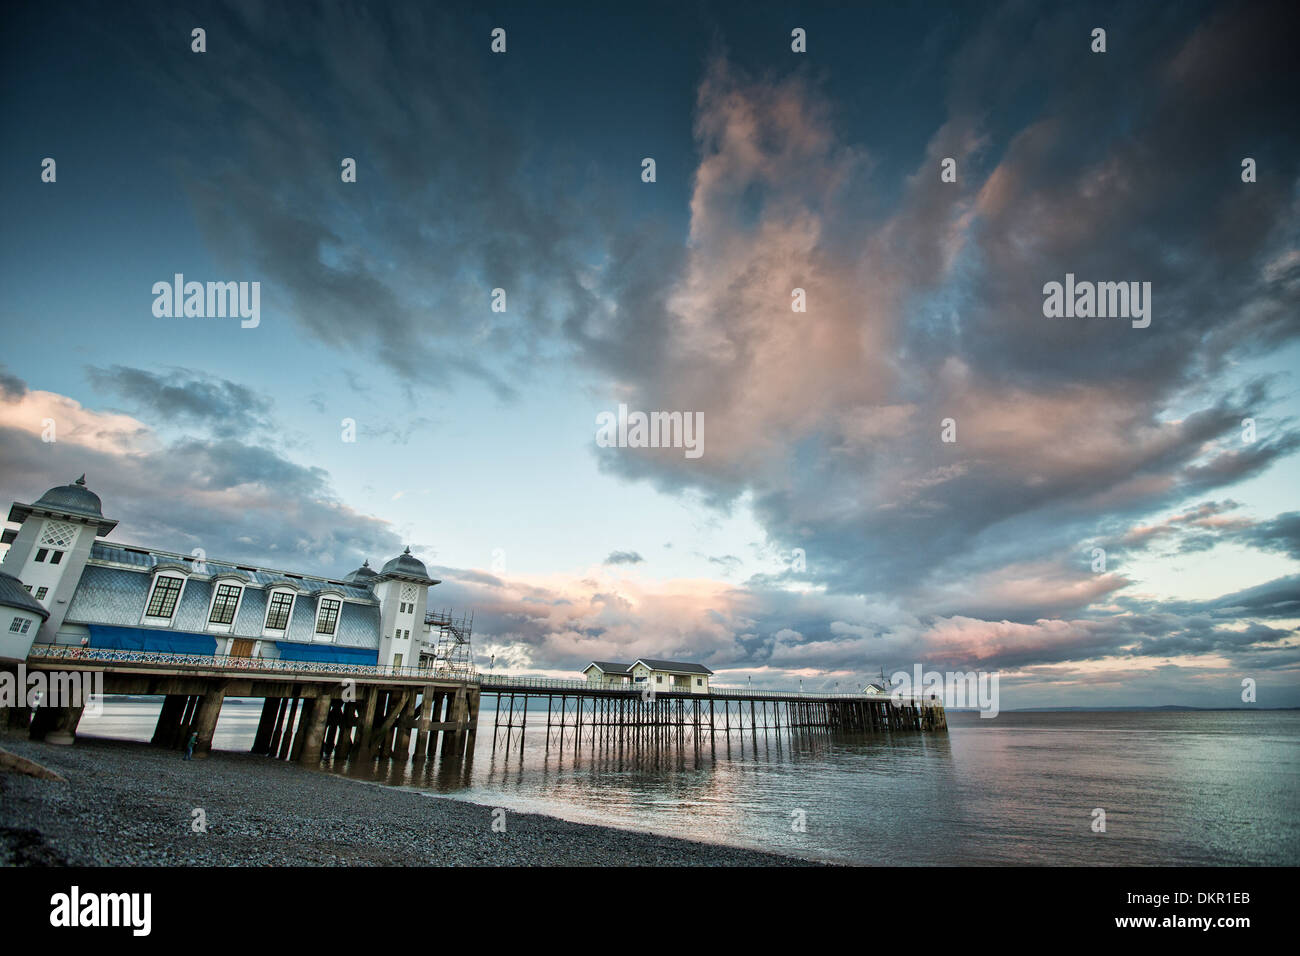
[422,607,476,678]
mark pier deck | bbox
[4,647,945,766]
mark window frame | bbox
[263,588,296,633]
[143,573,187,622]
[207,581,245,628]
[314,596,342,640]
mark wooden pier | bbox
[4,648,944,766]
[6,645,480,764]
[481,675,947,755]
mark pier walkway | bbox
[3,646,945,765]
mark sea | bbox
[77,699,1299,865]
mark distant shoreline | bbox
[0,732,815,867]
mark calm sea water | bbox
[78,699,1300,865]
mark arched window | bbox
[263,587,296,633]
[314,592,344,641]
[142,568,189,624]
[206,575,247,629]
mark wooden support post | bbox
[394,694,414,759]
[267,697,289,756]
[467,688,480,752]
[277,696,300,760]
[191,685,227,758]
[252,697,278,754]
[441,686,468,757]
[426,693,444,757]
[177,694,199,749]
[354,690,378,762]
[334,702,356,760]
[374,690,409,758]
[296,691,333,764]
[414,683,435,758]
[152,694,187,747]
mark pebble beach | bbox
[0,732,809,867]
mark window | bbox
[208,583,242,625]
[35,548,48,562]
[146,576,184,618]
[40,521,78,548]
[696,678,702,686]
[50,551,63,565]
[265,592,294,630]
[8,618,21,633]
[23,584,32,593]
[315,598,341,636]
[656,675,663,684]
[35,587,48,600]
[20,620,31,634]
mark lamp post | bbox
[490,654,495,674]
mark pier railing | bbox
[479,671,932,703]
[26,645,942,705]
[26,644,477,682]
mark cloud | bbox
[570,9,1300,611]
[603,550,645,566]
[0,366,26,401]
[0,381,398,574]
[125,1,608,402]
[85,365,274,437]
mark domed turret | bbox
[33,475,104,520]
[380,546,433,582]
[7,473,117,538]
[345,559,379,586]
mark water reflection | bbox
[74,698,1299,864]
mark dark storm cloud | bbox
[119,1,608,401]
[86,365,274,437]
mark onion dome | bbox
[379,546,439,585]
[345,559,379,586]
[8,474,118,537]
[34,475,104,519]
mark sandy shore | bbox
[0,731,810,866]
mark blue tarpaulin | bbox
[275,642,377,665]
[86,624,217,656]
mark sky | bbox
[1,0,1297,707]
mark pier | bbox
[3,647,945,765]
[8,644,480,763]
[481,674,947,755]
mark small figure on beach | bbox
[183,731,198,761]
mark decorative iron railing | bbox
[26,644,477,682]
[26,645,941,703]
